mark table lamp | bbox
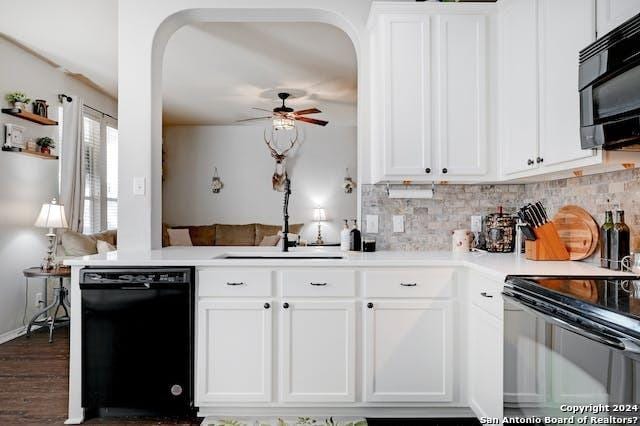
[312,207,327,245]
[34,198,68,270]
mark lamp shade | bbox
[34,199,68,229]
[312,208,327,222]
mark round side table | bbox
[23,267,71,343]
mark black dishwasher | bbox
[80,267,194,417]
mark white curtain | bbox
[60,97,85,232]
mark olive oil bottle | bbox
[611,209,630,271]
[600,210,614,269]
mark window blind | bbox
[82,107,118,234]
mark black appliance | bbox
[80,267,194,418]
[502,275,640,418]
[579,12,640,151]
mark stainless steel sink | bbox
[219,254,344,260]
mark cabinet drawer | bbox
[281,269,356,297]
[363,268,454,298]
[198,269,272,297]
[470,274,503,319]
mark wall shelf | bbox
[2,146,59,160]
[1,108,58,126]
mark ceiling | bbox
[162,22,357,126]
[0,3,357,127]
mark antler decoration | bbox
[263,127,299,192]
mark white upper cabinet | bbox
[369,3,495,183]
[434,14,489,177]
[538,0,596,168]
[498,0,600,179]
[381,14,432,178]
[597,0,640,37]
[499,0,539,176]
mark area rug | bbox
[202,417,367,426]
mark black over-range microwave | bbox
[579,12,640,150]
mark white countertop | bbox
[64,246,633,281]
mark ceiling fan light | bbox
[273,116,295,130]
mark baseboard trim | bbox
[0,326,26,345]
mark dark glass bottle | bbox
[600,211,614,269]
[349,219,362,251]
[611,209,630,271]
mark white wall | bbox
[0,37,117,339]
[117,1,371,251]
[163,125,357,243]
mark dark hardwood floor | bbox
[0,327,480,426]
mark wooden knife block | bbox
[525,223,571,261]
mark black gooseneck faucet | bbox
[282,177,291,252]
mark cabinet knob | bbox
[283,302,289,309]
[527,159,534,166]
[264,302,270,309]
[425,167,431,174]
[442,168,448,174]
[536,157,544,164]
[367,302,374,309]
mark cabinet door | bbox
[435,14,488,177]
[597,0,640,37]
[499,0,539,176]
[196,300,272,403]
[469,304,503,421]
[381,14,432,177]
[504,307,547,404]
[281,301,355,402]
[364,300,453,402]
[538,0,597,168]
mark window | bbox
[82,107,118,234]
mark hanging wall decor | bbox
[211,167,223,193]
[343,168,356,194]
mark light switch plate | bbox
[133,177,146,196]
[366,215,379,234]
[392,215,405,233]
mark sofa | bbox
[162,223,304,247]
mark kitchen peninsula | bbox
[64,247,627,424]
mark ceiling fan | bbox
[236,92,329,129]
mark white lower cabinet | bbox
[364,300,454,402]
[469,303,503,421]
[196,300,272,403]
[280,300,356,402]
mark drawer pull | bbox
[480,292,493,298]
[310,282,328,286]
[226,282,245,286]
[400,282,417,287]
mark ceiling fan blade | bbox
[235,116,272,123]
[296,116,329,126]
[293,108,322,115]
[252,107,273,113]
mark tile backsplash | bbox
[362,168,640,253]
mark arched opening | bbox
[149,8,361,249]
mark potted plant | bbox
[36,137,55,155]
[5,92,31,111]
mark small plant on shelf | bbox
[36,137,55,155]
[5,92,31,110]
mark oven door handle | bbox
[502,292,628,352]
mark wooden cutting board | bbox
[552,205,599,261]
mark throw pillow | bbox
[96,239,116,254]
[61,230,98,256]
[259,235,281,246]
[167,228,193,246]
